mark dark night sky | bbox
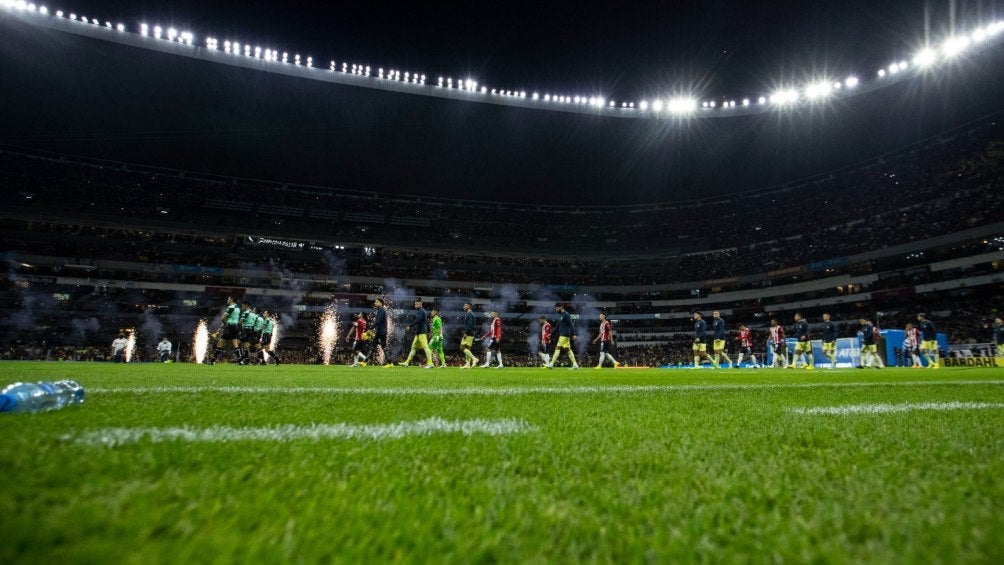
[2,0,1003,204]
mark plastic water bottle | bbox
[0,380,85,414]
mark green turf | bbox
[1,362,1002,563]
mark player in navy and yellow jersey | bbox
[692,312,717,368]
[459,303,479,369]
[547,304,579,369]
[916,313,940,369]
[711,311,733,368]
[789,313,814,370]
[820,313,838,368]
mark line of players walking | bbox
[691,310,942,369]
[342,299,615,369]
[209,295,948,368]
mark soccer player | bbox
[346,312,368,366]
[790,313,814,370]
[735,324,757,368]
[212,295,242,364]
[238,302,258,365]
[859,317,882,369]
[252,307,266,364]
[592,312,620,369]
[820,313,838,368]
[547,304,579,369]
[692,312,717,369]
[916,313,939,369]
[904,322,922,368]
[768,318,788,368]
[537,315,553,367]
[399,299,434,368]
[429,308,446,368]
[459,303,479,369]
[481,310,503,368]
[370,298,390,367]
[156,337,172,363]
[711,311,733,368]
[111,332,128,363]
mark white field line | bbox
[89,380,1004,397]
[792,402,1004,415]
[69,418,535,447]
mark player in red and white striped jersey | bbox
[735,324,759,368]
[538,316,553,367]
[346,313,368,367]
[904,323,922,368]
[481,310,503,368]
[592,312,621,369]
[768,319,789,368]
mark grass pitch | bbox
[1,362,1002,563]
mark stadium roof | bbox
[2,0,1003,205]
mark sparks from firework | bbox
[263,320,279,363]
[124,330,136,363]
[193,320,210,363]
[318,306,339,365]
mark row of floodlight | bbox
[4,0,1004,117]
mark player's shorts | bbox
[261,333,273,347]
[713,339,726,351]
[599,341,610,353]
[556,336,571,349]
[921,340,937,351]
[861,344,877,353]
[539,342,551,355]
[488,338,502,351]
[461,335,474,348]
[240,327,257,342]
[692,342,707,352]
[352,340,365,352]
[410,334,429,350]
[773,341,787,353]
[222,324,240,341]
[429,337,444,351]
[823,341,836,353]
[739,346,752,356]
[372,333,387,349]
[794,341,812,353]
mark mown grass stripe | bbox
[792,402,1004,415]
[69,418,535,446]
[89,380,1004,396]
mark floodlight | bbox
[877,69,886,77]
[741,98,750,106]
[941,36,970,57]
[167,27,177,39]
[757,96,766,104]
[845,76,859,87]
[116,23,124,32]
[913,48,936,67]
[639,100,649,110]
